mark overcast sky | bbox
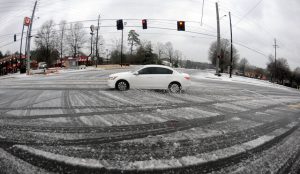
[0,0,299,69]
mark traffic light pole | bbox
[229,12,233,78]
[26,0,37,75]
[215,2,221,76]
[95,14,100,68]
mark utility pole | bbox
[60,24,65,68]
[229,12,233,78]
[95,14,100,68]
[24,27,29,59]
[215,2,221,76]
[90,33,94,65]
[90,25,95,66]
[19,23,25,73]
[273,38,279,83]
[26,0,37,75]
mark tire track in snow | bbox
[2,124,298,174]
[37,118,294,162]
[276,148,300,174]
[0,115,225,146]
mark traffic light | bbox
[177,21,185,31]
[14,34,16,42]
[142,19,147,29]
[116,19,124,30]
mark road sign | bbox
[24,17,31,26]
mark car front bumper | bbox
[107,80,116,89]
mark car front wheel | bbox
[168,82,181,93]
[116,80,129,91]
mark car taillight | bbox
[184,76,190,80]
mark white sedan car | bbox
[107,65,191,93]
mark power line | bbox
[0,20,270,62]
[233,41,268,58]
[233,0,264,27]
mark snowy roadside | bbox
[0,73,30,80]
[58,67,100,74]
[192,70,293,90]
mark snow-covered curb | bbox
[12,124,296,171]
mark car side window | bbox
[155,67,173,74]
[138,67,173,74]
[138,68,152,74]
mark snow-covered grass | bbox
[192,70,292,90]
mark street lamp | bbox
[220,14,227,20]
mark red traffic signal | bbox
[142,19,147,29]
[116,19,124,30]
[24,17,31,26]
[177,21,185,31]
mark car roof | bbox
[142,65,173,69]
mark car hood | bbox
[109,71,132,77]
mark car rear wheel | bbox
[116,80,129,91]
[168,82,181,93]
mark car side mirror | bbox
[133,72,139,75]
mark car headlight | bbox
[108,76,118,80]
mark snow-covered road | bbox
[0,67,300,174]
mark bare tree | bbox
[276,58,290,84]
[93,35,105,64]
[57,20,67,66]
[239,58,249,75]
[164,42,174,66]
[110,39,122,64]
[267,56,290,84]
[155,42,164,64]
[208,39,239,72]
[66,22,87,58]
[294,67,300,89]
[35,20,58,65]
[174,50,182,67]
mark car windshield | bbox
[131,65,144,73]
[0,1,300,174]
